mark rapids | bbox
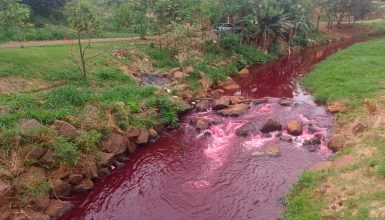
[61,39,364,220]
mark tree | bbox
[22,0,66,20]
[0,0,31,47]
[68,0,99,80]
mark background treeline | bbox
[1,0,384,45]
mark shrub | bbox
[146,96,182,127]
[77,130,102,153]
[0,128,21,153]
[235,45,273,66]
[202,39,222,54]
[186,70,202,92]
[53,137,81,165]
[22,126,57,145]
[18,181,53,203]
[219,33,242,51]
[143,46,180,69]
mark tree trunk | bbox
[316,15,321,31]
[77,34,87,80]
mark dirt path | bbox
[0,37,155,48]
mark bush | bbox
[202,39,222,54]
[143,46,180,69]
[235,45,273,67]
[219,33,242,51]
[77,130,102,153]
[18,181,53,203]
[22,126,57,146]
[53,137,81,165]
[186,70,202,92]
[146,96,182,127]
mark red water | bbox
[62,39,364,220]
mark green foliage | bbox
[186,70,202,92]
[77,130,102,153]
[143,46,180,69]
[196,63,237,83]
[22,126,57,145]
[53,137,81,165]
[95,68,132,82]
[219,33,242,51]
[303,39,385,106]
[0,128,21,153]
[146,96,182,127]
[235,45,273,67]
[46,85,93,108]
[284,172,323,220]
[18,181,53,203]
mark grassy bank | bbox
[285,38,385,219]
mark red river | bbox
[62,39,364,220]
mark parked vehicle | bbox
[214,23,241,34]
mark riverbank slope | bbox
[285,38,385,219]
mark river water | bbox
[62,39,363,220]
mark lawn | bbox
[303,38,385,107]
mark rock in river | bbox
[260,118,282,133]
[287,120,302,136]
[218,103,249,117]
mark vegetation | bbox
[286,39,385,219]
[303,39,385,107]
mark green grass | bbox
[303,39,385,107]
[0,42,185,166]
[0,25,133,43]
[284,172,324,220]
[357,20,385,36]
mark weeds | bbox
[53,137,81,165]
[18,181,53,203]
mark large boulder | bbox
[195,119,210,131]
[68,174,84,185]
[52,179,72,198]
[278,98,293,106]
[223,83,241,91]
[102,134,127,155]
[53,120,79,139]
[45,200,73,220]
[260,118,282,133]
[218,103,249,117]
[195,100,211,112]
[126,126,141,138]
[136,130,149,144]
[287,120,303,136]
[327,134,345,152]
[19,119,42,135]
[23,145,47,161]
[212,96,230,110]
[253,97,269,105]
[17,166,46,190]
[239,68,250,77]
[29,192,50,211]
[235,121,259,137]
[96,152,115,166]
[72,178,94,193]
